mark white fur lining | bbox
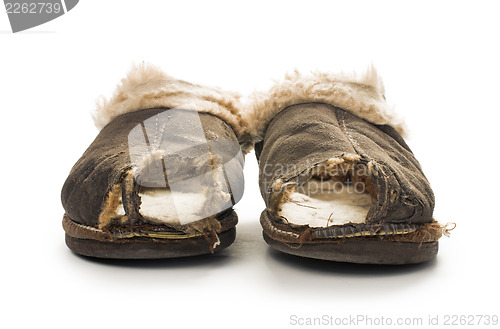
[280,180,373,227]
[93,63,251,149]
[138,189,207,225]
[113,189,207,225]
[247,66,406,142]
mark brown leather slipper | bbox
[247,68,449,265]
[61,64,250,259]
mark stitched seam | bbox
[339,110,363,157]
[267,224,301,238]
[262,212,301,238]
[154,113,159,147]
[338,110,392,220]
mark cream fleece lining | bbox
[101,188,221,226]
[278,157,376,228]
[138,189,206,225]
[281,181,373,227]
[246,66,407,142]
[93,63,252,152]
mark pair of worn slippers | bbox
[62,64,445,265]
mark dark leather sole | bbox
[263,231,438,265]
[65,228,236,259]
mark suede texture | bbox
[61,107,244,228]
[255,102,434,225]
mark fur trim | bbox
[93,63,252,151]
[247,66,407,142]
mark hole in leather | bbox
[279,160,376,227]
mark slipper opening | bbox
[279,159,376,227]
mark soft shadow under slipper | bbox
[62,64,250,259]
[248,68,446,264]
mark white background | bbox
[1,1,499,328]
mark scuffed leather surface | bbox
[61,108,244,227]
[255,103,434,225]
